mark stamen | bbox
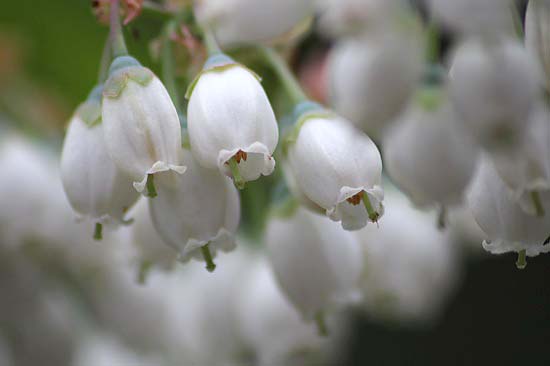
[93,222,103,241]
[234,150,248,163]
[346,192,363,206]
[200,243,217,273]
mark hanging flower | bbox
[148,147,240,272]
[102,56,186,195]
[61,85,140,240]
[383,87,478,211]
[449,38,539,152]
[328,33,423,139]
[488,100,550,217]
[265,204,362,327]
[186,54,278,189]
[285,104,384,230]
[467,156,550,268]
[355,189,460,324]
[194,0,315,47]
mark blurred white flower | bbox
[74,332,162,366]
[356,189,460,324]
[102,56,186,194]
[61,86,139,239]
[383,89,478,209]
[149,148,240,271]
[428,0,515,39]
[317,0,406,38]
[525,0,550,91]
[237,259,328,366]
[488,101,550,216]
[286,108,384,230]
[449,38,539,152]
[328,33,423,138]
[187,55,278,189]
[129,199,176,277]
[467,156,550,267]
[265,205,362,324]
[195,0,314,47]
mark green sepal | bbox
[282,106,334,156]
[103,66,154,99]
[76,101,102,127]
[185,62,262,99]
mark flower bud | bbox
[328,34,423,138]
[467,156,550,266]
[525,0,550,92]
[195,0,314,47]
[102,56,186,194]
[285,105,384,230]
[355,189,460,324]
[449,38,539,152]
[61,85,140,238]
[149,148,240,271]
[187,55,278,189]
[383,89,478,209]
[265,205,362,321]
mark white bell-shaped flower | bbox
[265,204,362,326]
[149,147,240,271]
[488,100,550,217]
[129,199,176,280]
[467,156,550,268]
[428,0,515,39]
[187,54,279,189]
[328,34,423,138]
[383,88,479,210]
[449,38,539,152]
[317,0,405,38]
[356,189,460,324]
[102,56,186,194]
[61,86,140,239]
[286,105,384,230]
[237,259,328,366]
[195,0,314,47]
[525,0,550,92]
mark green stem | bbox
[516,249,527,270]
[200,243,216,272]
[202,25,221,55]
[259,46,307,105]
[530,191,545,217]
[437,205,446,230]
[362,192,380,222]
[161,21,180,107]
[425,22,440,64]
[145,174,157,198]
[98,35,112,83]
[228,158,245,190]
[93,223,103,241]
[109,0,128,57]
[314,311,329,337]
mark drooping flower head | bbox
[102,56,186,195]
[61,85,140,239]
[187,53,279,190]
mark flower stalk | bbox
[259,46,307,105]
[109,0,128,58]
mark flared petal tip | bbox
[218,143,276,185]
[327,185,385,231]
[133,162,187,193]
[178,228,238,264]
